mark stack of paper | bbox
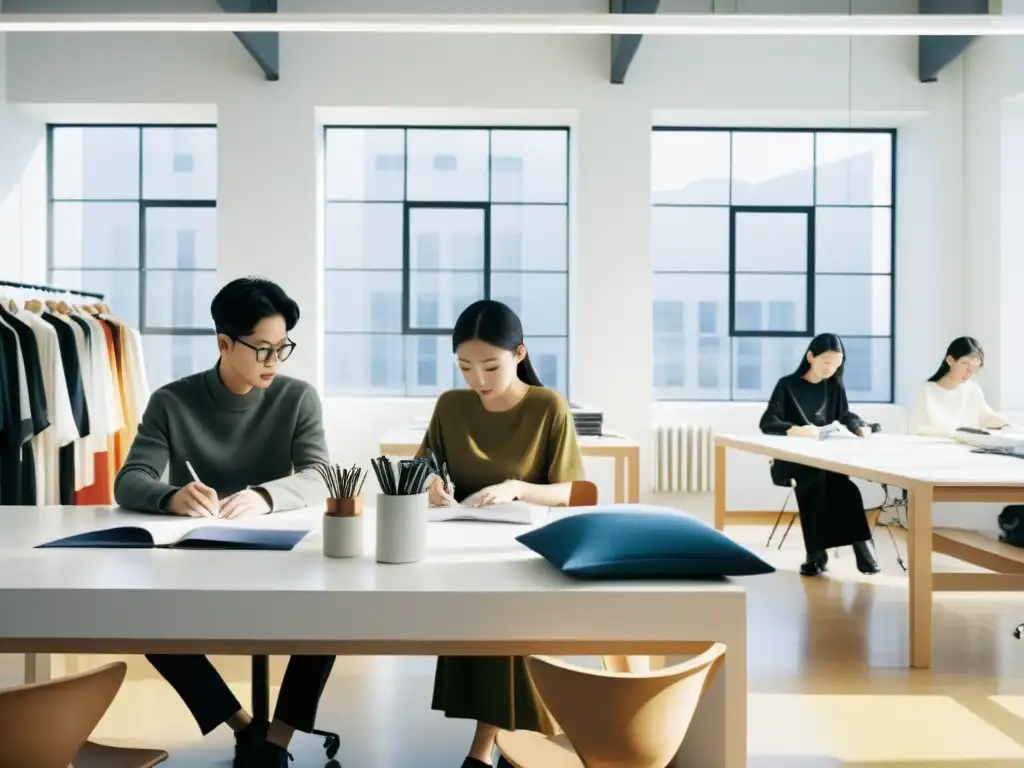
[428,494,549,525]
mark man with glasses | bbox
[114,276,334,768]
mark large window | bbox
[48,125,218,390]
[652,128,895,402]
[323,126,570,397]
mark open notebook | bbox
[428,491,549,525]
[37,518,311,551]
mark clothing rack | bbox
[0,279,104,301]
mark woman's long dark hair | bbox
[928,336,985,382]
[452,300,543,386]
[793,333,846,384]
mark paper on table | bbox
[428,493,550,525]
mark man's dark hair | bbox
[210,276,300,339]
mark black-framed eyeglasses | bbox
[234,338,296,363]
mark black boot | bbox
[853,540,880,574]
[233,720,268,768]
[248,741,291,768]
[800,549,829,576]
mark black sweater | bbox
[759,373,866,436]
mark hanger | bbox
[24,299,43,313]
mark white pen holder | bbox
[376,492,429,564]
[323,498,364,559]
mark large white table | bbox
[715,432,1024,670]
[0,506,745,768]
[379,425,642,503]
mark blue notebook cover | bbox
[37,526,310,551]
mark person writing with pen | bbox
[113,276,334,768]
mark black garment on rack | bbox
[41,314,90,504]
[0,319,33,505]
[2,309,50,505]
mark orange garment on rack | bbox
[74,320,121,505]
[107,319,133,472]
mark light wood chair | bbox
[497,642,726,768]
[0,660,168,768]
[568,479,598,507]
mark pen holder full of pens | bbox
[371,456,432,565]
[317,463,368,559]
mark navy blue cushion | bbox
[516,505,775,578]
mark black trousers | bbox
[146,654,335,735]
[772,461,871,552]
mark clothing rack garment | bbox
[0,282,150,506]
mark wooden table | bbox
[714,432,1024,670]
[0,505,745,768]
[379,425,642,503]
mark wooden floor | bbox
[4,523,1024,767]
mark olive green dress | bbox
[416,385,585,732]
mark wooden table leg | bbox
[714,444,727,531]
[613,455,626,503]
[907,483,934,669]
[627,446,640,503]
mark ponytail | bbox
[517,354,544,387]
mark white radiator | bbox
[653,424,715,493]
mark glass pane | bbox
[490,272,568,336]
[52,202,139,269]
[814,207,892,274]
[51,126,140,200]
[815,132,892,206]
[324,270,402,333]
[404,334,458,397]
[142,127,217,200]
[733,275,808,333]
[490,130,568,203]
[490,205,567,271]
[325,128,405,202]
[324,333,405,396]
[731,336,811,402]
[841,336,892,402]
[406,129,489,202]
[651,131,731,205]
[652,207,729,272]
[49,269,140,329]
[652,273,730,401]
[734,210,808,273]
[814,275,891,337]
[143,270,217,330]
[141,334,217,392]
[325,202,403,269]
[524,336,568,394]
[731,132,814,206]
[144,207,216,269]
[408,270,485,330]
[408,207,484,270]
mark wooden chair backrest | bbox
[527,642,726,768]
[0,661,126,768]
[568,480,598,507]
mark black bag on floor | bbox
[998,505,1024,548]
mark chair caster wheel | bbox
[323,733,341,759]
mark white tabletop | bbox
[715,432,1024,487]
[379,424,639,450]
[0,506,742,647]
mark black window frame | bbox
[46,123,218,338]
[322,124,572,397]
[652,125,897,403]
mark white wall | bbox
[2,2,1011,514]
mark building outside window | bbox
[323,126,571,397]
[48,124,218,391]
[652,128,895,402]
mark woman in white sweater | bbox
[912,336,1008,436]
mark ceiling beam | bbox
[216,0,279,81]
[610,0,661,85]
[918,0,989,82]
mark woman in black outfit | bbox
[759,333,880,577]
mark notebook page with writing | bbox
[429,494,550,525]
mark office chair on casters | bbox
[250,656,342,768]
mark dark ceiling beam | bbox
[610,0,661,85]
[216,0,280,81]
[918,0,988,83]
